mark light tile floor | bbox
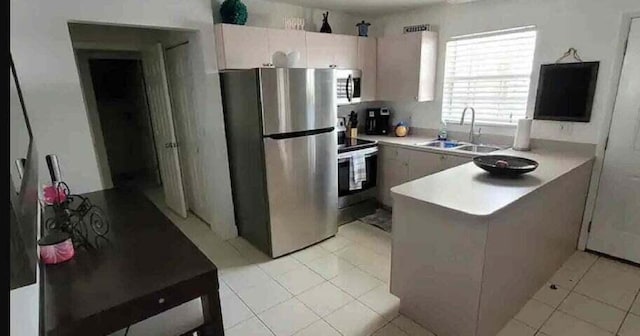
[145,190,640,336]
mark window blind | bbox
[442,27,537,126]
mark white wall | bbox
[11,0,237,239]
[211,0,360,35]
[368,0,640,144]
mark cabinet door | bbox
[267,29,307,68]
[216,24,270,69]
[332,35,358,69]
[306,33,358,69]
[358,37,377,101]
[407,150,443,180]
[377,146,409,208]
[306,32,337,68]
[377,33,420,101]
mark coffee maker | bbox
[365,107,391,135]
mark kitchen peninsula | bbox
[389,143,594,336]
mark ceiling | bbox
[261,0,448,16]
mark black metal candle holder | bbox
[44,182,110,250]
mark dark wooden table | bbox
[42,188,224,335]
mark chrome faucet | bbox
[460,107,480,144]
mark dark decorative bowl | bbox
[473,155,539,177]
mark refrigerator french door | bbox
[221,68,338,257]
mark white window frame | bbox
[441,26,537,127]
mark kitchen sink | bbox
[455,144,502,153]
[417,140,462,149]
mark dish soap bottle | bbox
[438,119,448,140]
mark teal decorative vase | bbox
[220,0,248,25]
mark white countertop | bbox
[389,146,595,217]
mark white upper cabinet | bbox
[358,37,377,101]
[215,24,270,69]
[377,31,438,102]
[306,32,358,69]
[267,29,307,68]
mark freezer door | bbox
[264,131,338,257]
[261,68,337,136]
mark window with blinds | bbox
[442,27,537,126]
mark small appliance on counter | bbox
[365,107,391,135]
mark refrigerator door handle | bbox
[266,127,335,140]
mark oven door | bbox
[338,147,377,200]
[336,70,362,105]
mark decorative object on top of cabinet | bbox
[377,31,438,102]
[403,24,431,34]
[220,0,248,25]
[284,17,305,30]
[395,122,409,137]
[357,21,371,37]
[320,12,332,33]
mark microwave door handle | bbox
[346,74,352,102]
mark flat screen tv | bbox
[533,61,599,122]
[10,55,40,290]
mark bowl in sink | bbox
[473,155,539,176]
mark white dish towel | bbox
[350,152,367,190]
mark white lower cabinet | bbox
[377,145,471,208]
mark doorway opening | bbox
[88,57,161,190]
[70,23,200,220]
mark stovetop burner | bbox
[338,139,377,154]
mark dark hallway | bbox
[89,59,161,188]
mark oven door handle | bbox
[338,153,377,164]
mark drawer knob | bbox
[158,298,165,304]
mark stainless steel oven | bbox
[336,69,362,105]
[337,142,377,225]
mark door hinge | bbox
[604,136,609,151]
[587,220,593,233]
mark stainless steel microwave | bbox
[336,69,362,105]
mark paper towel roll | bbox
[513,118,532,151]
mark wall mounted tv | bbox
[533,61,599,122]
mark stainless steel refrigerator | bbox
[221,68,338,258]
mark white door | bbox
[164,43,211,225]
[141,43,188,218]
[587,18,640,263]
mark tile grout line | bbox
[533,254,601,335]
[222,225,394,336]
[615,288,640,335]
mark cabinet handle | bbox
[329,64,337,68]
